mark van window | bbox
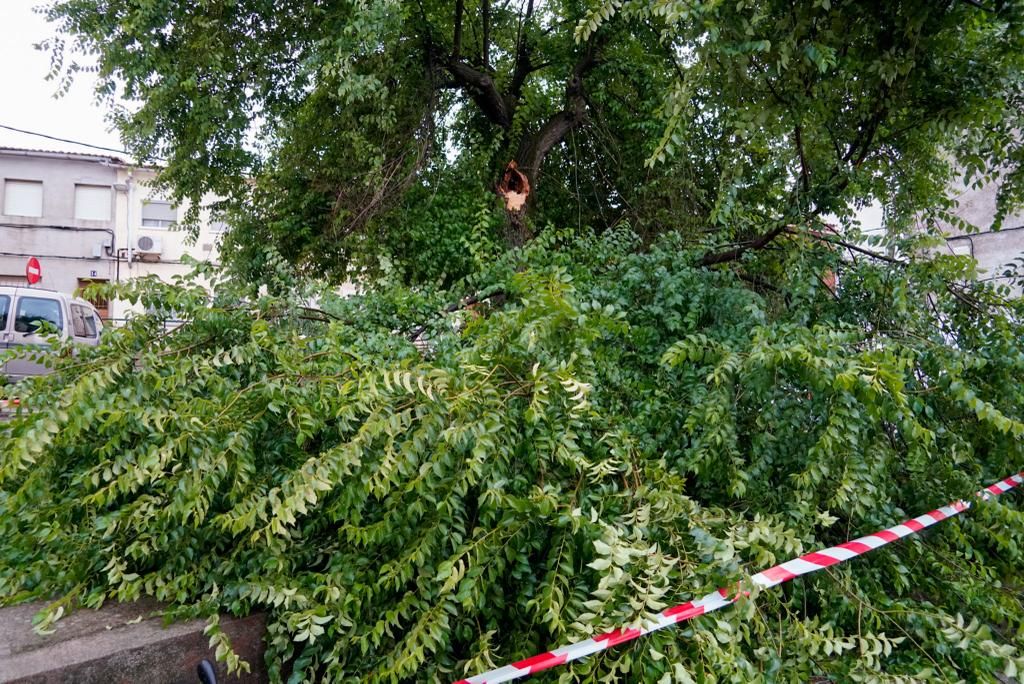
[85,311,99,337]
[0,295,9,330]
[71,305,87,337]
[14,297,63,333]
[71,304,98,338]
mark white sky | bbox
[0,0,125,156]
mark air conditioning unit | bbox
[135,235,163,260]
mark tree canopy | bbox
[2,0,1024,681]
[41,0,1024,281]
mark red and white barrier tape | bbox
[456,472,1024,684]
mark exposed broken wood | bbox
[498,161,530,211]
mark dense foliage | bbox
[4,232,1024,681]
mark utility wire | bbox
[0,123,144,159]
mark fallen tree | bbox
[3,233,1024,681]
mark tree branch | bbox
[514,0,534,55]
[843,96,888,167]
[453,0,465,59]
[957,0,996,12]
[407,290,507,341]
[446,59,513,127]
[443,0,547,129]
[481,0,491,68]
[795,123,811,193]
[508,0,537,105]
[786,227,906,265]
[508,51,534,106]
[515,38,602,179]
[696,77,894,269]
[696,223,789,267]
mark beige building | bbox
[0,147,222,320]
[113,164,224,319]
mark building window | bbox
[74,184,112,221]
[3,179,43,218]
[209,220,228,233]
[141,199,177,228]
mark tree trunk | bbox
[441,31,602,248]
[503,209,532,248]
[494,52,598,247]
[497,160,533,246]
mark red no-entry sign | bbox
[25,257,42,285]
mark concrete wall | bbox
[0,598,267,683]
[0,150,118,296]
[934,178,1024,286]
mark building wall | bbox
[947,227,1024,284]
[0,150,118,295]
[0,148,222,320]
[112,166,222,319]
[936,178,1024,286]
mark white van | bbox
[0,286,103,381]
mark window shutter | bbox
[74,185,112,221]
[3,180,43,217]
[141,200,177,227]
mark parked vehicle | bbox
[0,286,103,381]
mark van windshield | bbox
[15,297,63,333]
[0,295,8,330]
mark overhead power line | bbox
[0,123,137,158]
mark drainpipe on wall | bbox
[126,171,135,269]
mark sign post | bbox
[25,257,42,286]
